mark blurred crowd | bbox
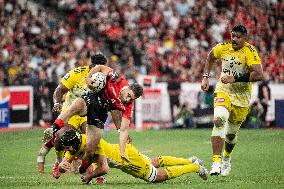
[0,0,283,125]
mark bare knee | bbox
[151,158,159,168]
[153,169,167,183]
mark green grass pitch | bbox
[0,128,283,189]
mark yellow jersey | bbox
[213,42,261,107]
[65,134,132,162]
[64,135,155,182]
[60,66,91,110]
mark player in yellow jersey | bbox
[201,25,263,176]
[37,53,111,178]
[58,130,208,183]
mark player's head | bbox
[119,83,143,104]
[231,25,247,50]
[90,52,107,67]
[60,130,81,154]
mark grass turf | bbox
[0,128,283,189]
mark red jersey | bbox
[99,72,134,120]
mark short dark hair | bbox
[90,52,107,66]
[129,83,143,99]
[60,130,81,151]
[232,25,248,35]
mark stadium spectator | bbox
[258,71,271,127]
[201,25,264,177]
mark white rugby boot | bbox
[221,157,231,177]
[210,162,221,176]
[188,156,204,165]
[190,156,208,181]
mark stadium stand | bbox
[0,0,283,125]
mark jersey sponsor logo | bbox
[73,67,86,74]
[215,98,225,103]
[63,73,70,80]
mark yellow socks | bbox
[164,164,199,179]
[158,156,191,167]
[212,155,222,163]
[223,150,233,158]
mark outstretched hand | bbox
[59,159,71,173]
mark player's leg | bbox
[80,100,108,174]
[91,154,109,177]
[221,105,248,176]
[154,158,208,182]
[81,155,109,184]
[151,156,195,168]
[210,92,231,176]
[52,98,87,132]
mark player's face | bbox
[231,31,246,50]
[119,87,135,104]
[65,146,76,154]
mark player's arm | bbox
[248,64,263,82]
[86,65,113,79]
[111,110,122,130]
[111,110,133,143]
[119,117,131,163]
[201,49,217,91]
[52,83,69,112]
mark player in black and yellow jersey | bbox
[201,25,263,176]
[37,53,114,179]
[58,130,208,183]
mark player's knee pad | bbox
[213,106,230,128]
[225,121,240,144]
[211,125,225,138]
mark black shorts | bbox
[86,103,108,129]
[83,93,109,129]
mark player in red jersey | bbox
[51,65,144,175]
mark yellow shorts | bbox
[67,115,87,130]
[96,140,157,182]
[214,92,249,126]
[62,105,87,130]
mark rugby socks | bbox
[164,164,199,179]
[212,155,222,163]
[158,156,191,167]
[224,142,235,158]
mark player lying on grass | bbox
[59,129,209,183]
